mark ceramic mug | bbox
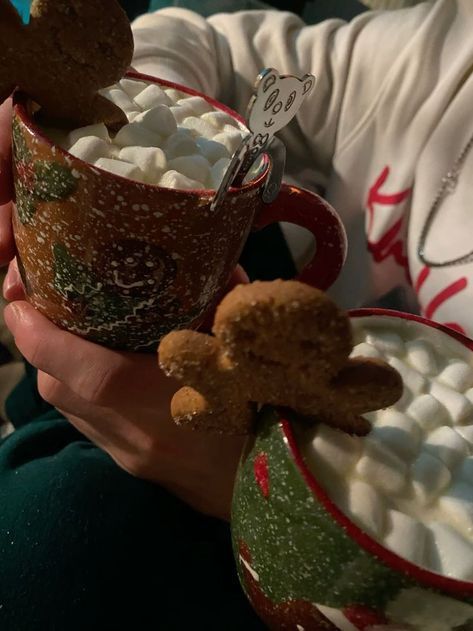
[10,71,346,351]
[232,310,473,631]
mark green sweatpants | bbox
[0,364,264,630]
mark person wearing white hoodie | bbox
[131,1,473,335]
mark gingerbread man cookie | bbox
[0,0,133,127]
[158,280,403,435]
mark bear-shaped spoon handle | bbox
[210,68,315,211]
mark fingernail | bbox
[3,260,20,295]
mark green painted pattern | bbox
[232,408,413,611]
[12,117,77,224]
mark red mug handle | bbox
[252,183,347,290]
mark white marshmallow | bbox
[165,88,186,103]
[456,424,473,445]
[355,438,407,496]
[388,357,427,395]
[439,361,473,392]
[100,87,137,114]
[350,342,383,360]
[438,481,473,537]
[423,426,469,469]
[118,146,167,183]
[372,409,420,461]
[223,122,244,135]
[126,111,141,122]
[456,456,473,484]
[94,157,144,181]
[392,387,413,412]
[182,116,220,140]
[429,522,473,581]
[210,157,231,189]
[213,129,244,156]
[159,170,204,191]
[168,155,211,187]
[346,479,387,538]
[114,123,162,149]
[466,387,473,405]
[405,339,438,375]
[365,330,404,355]
[119,78,148,99]
[411,451,452,504]
[195,137,230,164]
[430,381,473,423]
[304,424,361,478]
[169,103,197,125]
[68,136,113,163]
[406,394,448,432]
[164,131,199,159]
[201,110,239,131]
[177,96,212,116]
[69,123,110,146]
[134,84,173,110]
[384,510,428,566]
[134,105,177,137]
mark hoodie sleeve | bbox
[131,5,433,189]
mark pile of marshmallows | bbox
[303,319,473,582]
[57,78,253,190]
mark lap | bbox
[0,405,263,630]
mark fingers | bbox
[4,301,177,410]
[3,258,25,301]
[0,98,14,266]
[0,98,13,206]
[229,264,249,288]
[0,201,15,267]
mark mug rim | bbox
[282,307,473,597]
[12,69,270,197]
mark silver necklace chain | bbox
[418,131,473,268]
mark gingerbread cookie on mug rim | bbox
[0,0,133,127]
[158,280,403,435]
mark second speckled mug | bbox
[11,72,347,351]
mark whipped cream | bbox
[46,78,262,190]
[300,316,473,582]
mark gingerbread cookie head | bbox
[213,280,353,378]
[159,280,403,436]
[0,0,133,127]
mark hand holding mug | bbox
[11,73,347,351]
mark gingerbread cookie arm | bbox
[159,330,223,388]
[331,356,403,414]
[160,331,256,434]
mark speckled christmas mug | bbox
[232,310,473,630]
[11,72,346,351]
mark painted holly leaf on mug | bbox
[12,119,77,224]
[53,242,130,323]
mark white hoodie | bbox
[132,1,473,337]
